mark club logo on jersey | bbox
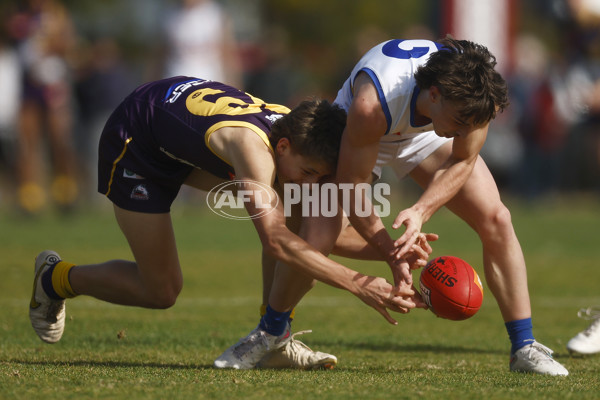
[131,184,150,201]
[206,180,278,220]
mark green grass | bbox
[1,195,600,399]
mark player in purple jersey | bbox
[29,77,435,369]
[240,37,569,375]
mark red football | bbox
[419,256,483,321]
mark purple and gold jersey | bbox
[98,77,289,213]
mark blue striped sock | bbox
[505,317,535,354]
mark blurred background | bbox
[0,0,598,215]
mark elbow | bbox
[262,238,286,261]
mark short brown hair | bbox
[270,99,346,171]
[415,37,509,125]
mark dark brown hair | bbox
[270,99,347,171]
[415,37,509,125]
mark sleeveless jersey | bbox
[334,39,444,141]
[106,76,289,183]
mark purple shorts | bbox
[97,104,190,214]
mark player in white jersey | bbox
[331,37,568,376]
[242,37,568,375]
[334,39,454,180]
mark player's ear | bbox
[275,137,290,155]
[429,86,442,103]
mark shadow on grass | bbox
[307,339,506,356]
[7,359,215,370]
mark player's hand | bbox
[387,233,437,290]
[392,207,425,259]
[387,256,412,290]
[404,232,438,270]
[351,274,418,325]
[409,284,429,309]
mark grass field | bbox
[1,194,599,399]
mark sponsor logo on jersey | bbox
[266,114,284,124]
[123,169,145,179]
[165,79,208,104]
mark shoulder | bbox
[354,39,440,101]
[358,39,441,69]
[347,73,387,137]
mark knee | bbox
[477,204,514,240]
[147,278,183,309]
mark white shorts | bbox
[373,131,451,179]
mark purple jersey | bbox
[97,77,289,213]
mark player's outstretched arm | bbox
[332,224,437,269]
[335,72,415,289]
[215,126,416,323]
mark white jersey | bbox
[334,39,444,142]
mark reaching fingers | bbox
[389,295,416,312]
[395,233,419,259]
[411,243,429,259]
[423,232,439,242]
[411,290,428,309]
[392,281,415,297]
[377,307,399,325]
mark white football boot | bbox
[257,330,337,370]
[214,324,291,369]
[29,250,65,344]
[567,306,600,355]
[509,341,569,376]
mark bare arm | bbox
[213,127,419,324]
[333,223,438,268]
[332,224,385,260]
[392,124,488,256]
[335,72,415,288]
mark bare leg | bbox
[69,204,183,308]
[267,212,342,311]
[410,142,531,322]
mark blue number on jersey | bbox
[381,39,430,59]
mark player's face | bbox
[429,95,477,139]
[275,138,331,185]
[430,102,472,138]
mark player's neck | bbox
[413,88,432,126]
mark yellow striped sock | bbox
[51,261,78,298]
[260,304,295,320]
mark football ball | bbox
[419,256,483,321]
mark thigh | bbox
[184,168,226,192]
[410,142,503,229]
[113,204,182,290]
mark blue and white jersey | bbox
[334,39,444,141]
